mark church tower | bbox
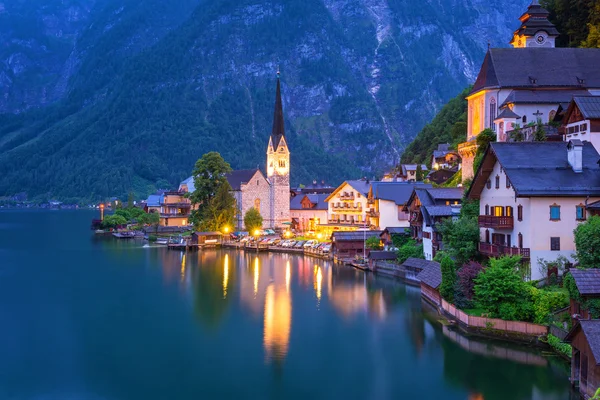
[510,0,559,48]
[267,71,290,229]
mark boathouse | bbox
[367,251,397,271]
[330,231,382,261]
[191,232,223,247]
[569,269,600,322]
[416,260,442,306]
[565,320,600,399]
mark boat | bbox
[112,232,136,239]
[156,238,168,245]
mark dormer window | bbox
[529,76,537,85]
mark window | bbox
[506,176,511,188]
[517,205,523,221]
[489,98,497,130]
[486,179,491,189]
[485,229,490,243]
[518,233,523,249]
[257,180,259,186]
[446,201,450,206]
[485,204,489,215]
[493,206,504,217]
[576,204,586,221]
[506,206,513,217]
[495,175,500,189]
[550,204,561,221]
[522,115,527,124]
[278,160,286,168]
[254,198,261,213]
[551,237,560,251]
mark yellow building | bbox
[145,191,191,227]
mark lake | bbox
[0,210,577,399]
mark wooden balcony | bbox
[160,213,190,218]
[332,204,362,212]
[368,209,379,217]
[478,215,513,229]
[479,242,530,259]
[339,193,355,201]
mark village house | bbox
[568,269,600,322]
[457,1,600,182]
[565,320,600,399]
[564,96,600,153]
[179,73,291,230]
[467,141,600,281]
[431,144,460,171]
[404,187,463,261]
[330,230,383,261]
[144,191,191,227]
[380,227,409,250]
[322,180,371,236]
[367,182,432,231]
[289,193,328,234]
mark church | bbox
[458,0,600,182]
[180,73,291,230]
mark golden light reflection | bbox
[253,257,260,297]
[223,254,229,298]
[314,265,322,303]
[264,283,291,363]
[180,253,186,282]
[285,261,291,292]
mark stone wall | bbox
[240,171,273,229]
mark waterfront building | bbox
[458,1,600,182]
[404,187,463,261]
[180,74,291,229]
[565,320,600,399]
[467,141,600,281]
[380,227,409,250]
[289,193,328,234]
[416,260,442,306]
[330,230,382,261]
[568,269,600,322]
[322,180,371,234]
[144,190,191,227]
[367,182,432,230]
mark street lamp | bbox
[254,229,261,252]
[223,226,230,243]
[99,203,105,221]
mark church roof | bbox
[500,89,592,108]
[471,48,600,95]
[511,1,559,43]
[270,75,286,149]
[226,169,262,191]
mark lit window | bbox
[550,204,560,221]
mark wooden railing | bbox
[479,242,530,258]
[478,215,513,229]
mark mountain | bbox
[0,0,529,201]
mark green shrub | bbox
[440,255,457,302]
[528,286,569,324]
[546,334,572,359]
[148,235,158,242]
[396,239,424,263]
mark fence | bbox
[441,299,548,337]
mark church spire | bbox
[270,69,285,149]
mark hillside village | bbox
[89,2,600,398]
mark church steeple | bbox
[270,69,286,150]
[510,0,559,48]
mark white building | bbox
[467,141,600,280]
[368,182,432,230]
[564,96,600,153]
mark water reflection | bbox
[263,283,291,363]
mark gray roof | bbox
[381,227,408,235]
[180,176,195,193]
[226,169,261,191]
[500,89,592,108]
[371,182,432,206]
[332,231,383,241]
[566,320,600,364]
[401,164,428,174]
[290,193,328,210]
[471,48,600,95]
[574,96,600,119]
[485,142,600,197]
[146,194,162,207]
[416,261,442,289]
[423,205,461,217]
[369,251,398,260]
[345,180,371,196]
[570,269,600,297]
[427,188,463,201]
[401,257,437,271]
[495,107,521,120]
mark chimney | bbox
[567,140,583,173]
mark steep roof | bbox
[371,182,432,206]
[500,89,592,107]
[468,142,600,198]
[226,169,262,191]
[290,194,328,210]
[574,96,600,119]
[565,320,600,365]
[416,261,442,289]
[270,75,286,149]
[146,194,162,207]
[381,227,408,236]
[495,107,521,120]
[569,269,600,297]
[471,48,600,95]
[427,188,463,201]
[511,2,559,44]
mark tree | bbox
[190,152,233,209]
[415,164,424,182]
[365,236,382,250]
[476,128,496,154]
[244,207,263,233]
[510,124,524,142]
[139,211,160,226]
[101,214,128,229]
[197,181,237,231]
[456,261,484,302]
[473,256,531,320]
[396,239,424,263]
[127,192,135,208]
[574,215,600,268]
[533,119,547,142]
[440,255,457,302]
[439,216,480,267]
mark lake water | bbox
[0,210,577,399]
